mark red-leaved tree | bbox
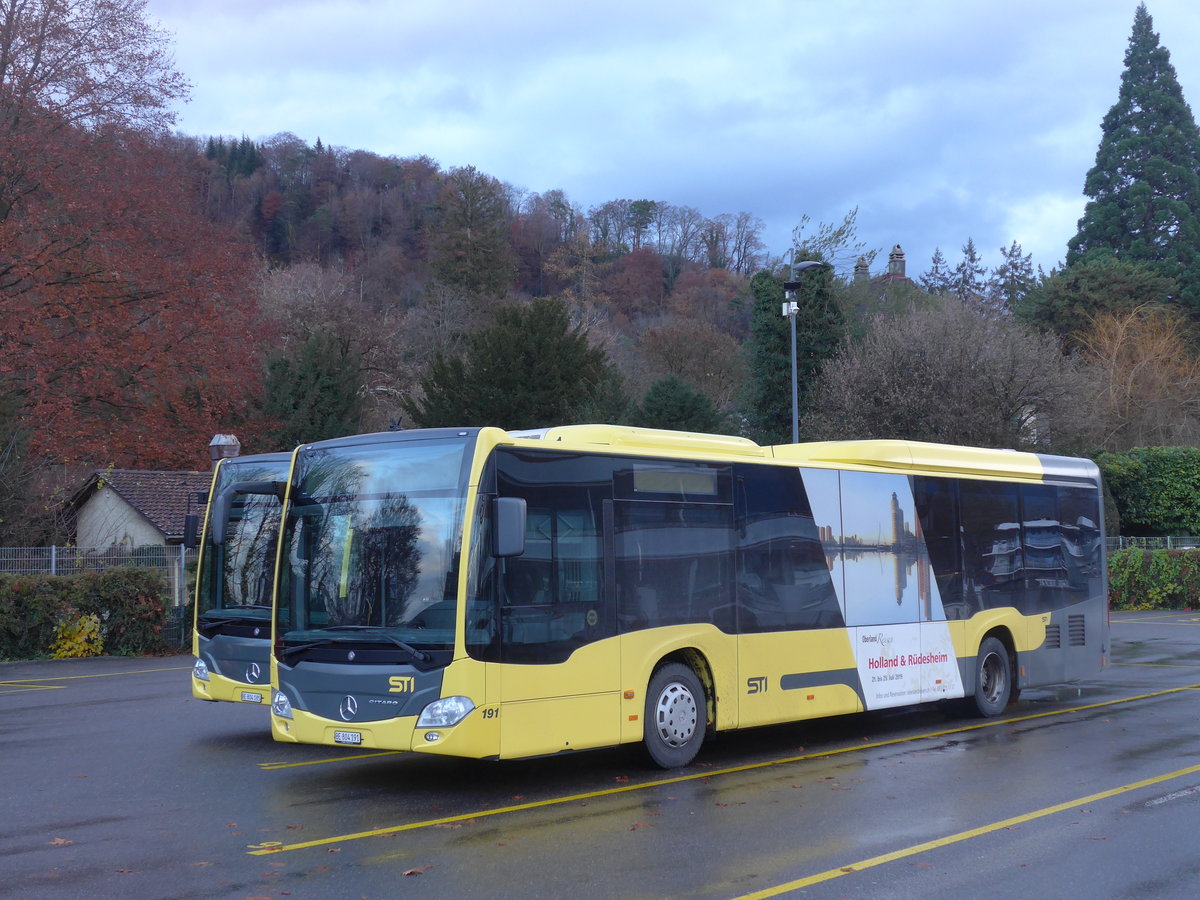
[1,1,269,503]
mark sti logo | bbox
[388,676,415,693]
[746,676,767,695]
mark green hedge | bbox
[1097,447,1200,536]
[1108,548,1200,610]
[0,567,172,660]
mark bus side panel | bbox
[497,638,621,758]
[736,629,861,728]
[1016,601,1108,689]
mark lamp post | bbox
[781,260,830,444]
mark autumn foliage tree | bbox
[1,1,266,487]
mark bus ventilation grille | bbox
[1045,624,1061,649]
[1068,614,1087,647]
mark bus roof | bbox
[506,426,1100,486]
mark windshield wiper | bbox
[197,613,272,635]
[279,638,336,664]
[320,625,431,662]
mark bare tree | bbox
[807,298,1104,452]
[0,0,188,133]
[638,320,748,410]
[1077,304,1200,449]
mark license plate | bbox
[240,691,263,704]
[333,730,363,745]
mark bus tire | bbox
[644,663,705,769]
[969,636,1012,717]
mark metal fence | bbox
[1105,537,1200,551]
[0,545,199,607]
[3,537,1199,603]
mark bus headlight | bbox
[192,658,210,682]
[417,696,475,728]
[272,689,294,720]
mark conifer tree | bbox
[404,298,613,429]
[634,376,726,433]
[743,265,842,444]
[952,238,987,305]
[985,240,1036,313]
[920,248,954,296]
[261,333,364,448]
[1067,4,1200,312]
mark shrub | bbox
[0,575,76,660]
[50,611,104,658]
[76,568,171,656]
[0,568,171,659]
[1097,447,1200,536]
[1108,548,1200,610]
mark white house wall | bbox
[76,488,164,548]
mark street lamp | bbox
[781,260,830,444]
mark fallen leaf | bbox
[434,823,462,830]
[629,823,650,831]
[49,838,73,847]
[115,869,135,874]
[193,861,213,867]
[326,848,341,853]
[403,865,433,876]
[286,825,303,831]
[614,775,629,783]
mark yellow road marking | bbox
[0,682,66,694]
[1116,614,1200,625]
[247,682,1200,855]
[732,761,1200,898]
[258,751,404,770]
[1113,662,1200,668]
[0,666,190,683]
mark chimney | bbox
[209,434,241,469]
[854,256,870,282]
[888,244,905,277]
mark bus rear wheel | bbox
[969,636,1012,717]
[644,663,705,769]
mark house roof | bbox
[76,470,212,540]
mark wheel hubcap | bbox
[654,682,698,747]
[980,652,1005,704]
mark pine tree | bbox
[985,240,1036,313]
[261,333,364,448]
[920,247,954,296]
[742,265,842,444]
[404,298,614,429]
[953,238,987,305]
[1067,3,1200,312]
[634,376,726,433]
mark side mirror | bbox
[182,513,200,549]
[492,497,526,558]
[211,480,285,545]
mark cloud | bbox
[147,0,1200,278]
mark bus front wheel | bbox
[969,636,1012,717]
[644,663,705,768]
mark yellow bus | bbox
[269,426,1108,767]
[191,452,291,705]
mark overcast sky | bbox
[144,0,1200,280]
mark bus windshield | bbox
[277,435,471,657]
